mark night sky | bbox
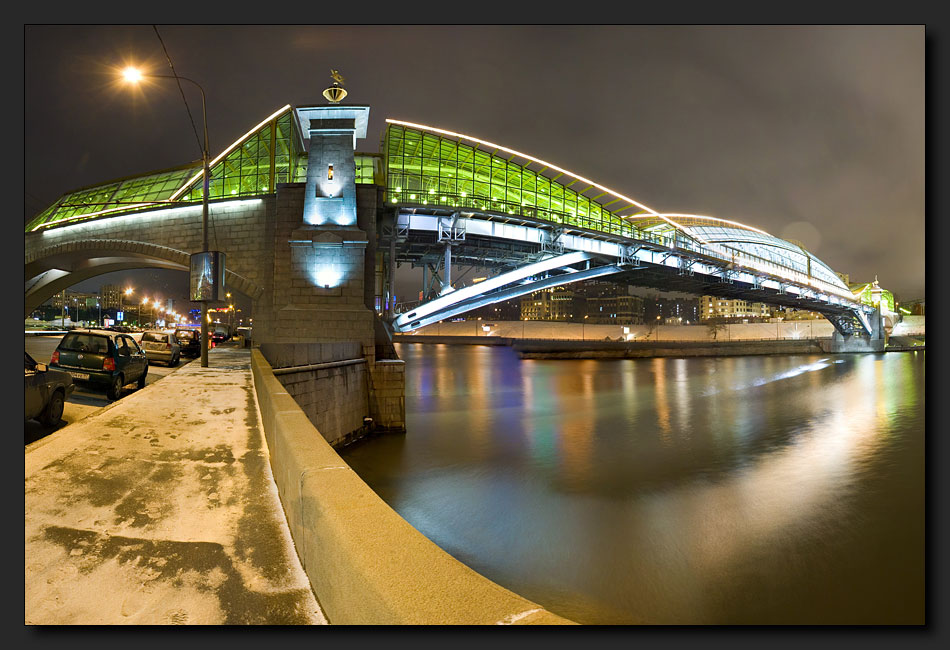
[24,25,925,309]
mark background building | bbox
[100,284,123,310]
[467,299,522,322]
[700,296,772,321]
[574,281,644,324]
[643,294,700,324]
[521,286,576,321]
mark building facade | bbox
[574,281,644,324]
[521,287,576,321]
[700,296,772,321]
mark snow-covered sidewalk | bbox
[25,346,327,624]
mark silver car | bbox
[140,330,181,366]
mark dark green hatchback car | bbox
[50,329,148,400]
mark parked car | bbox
[211,326,230,344]
[174,328,201,358]
[50,329,148,400]
[25,352,75,426]
[141,330,181,366]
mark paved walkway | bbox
[25,346,327,625]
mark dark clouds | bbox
[25,25,924,301]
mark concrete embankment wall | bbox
[405,319,836,342]
[260,342,407,446]
[511,338,825,359]
[892,315,926,336]
[250,348,574,625]
[261,342,369,447]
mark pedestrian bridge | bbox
[25,105,879,340]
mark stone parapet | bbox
[250,349,573,625]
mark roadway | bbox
[25,333,197,445]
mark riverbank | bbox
[395,335,827,359]
[393,318,924,358]
[393,334,923,359]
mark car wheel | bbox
[137,369,148,388]
[107,374,124,401]
[40,389,65,426]
[171,354,179,367]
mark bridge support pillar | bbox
[442,242,452,293]
[820,308,885,353]
[254,102,404,440]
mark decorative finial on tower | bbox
[323,69,348,104]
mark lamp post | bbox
[122,66,211,367]
[122,287,133,326]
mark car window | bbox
[123,336,142,354]
[58,333,109,354]
[116,337,131,356]
[143,332,165,343]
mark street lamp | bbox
[121,287,133,325]
[122,65,211,367]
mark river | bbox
[340,344,925,624]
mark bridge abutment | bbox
[253,104,405,442]
[820,308,886,353]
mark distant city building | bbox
[643,294,700,324]
[700,296,771,321]
[467,299,522,321]
[43,290,101,322]
[100,284,123,309]
[573,281,644,324]
[521,286,575,321]
[516,281,645,323]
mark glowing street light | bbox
[122,64,211,366]
[120,287,134,324]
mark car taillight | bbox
[165,342,171,349]
[103,357,116,371]
[51,350,59,364]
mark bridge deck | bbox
[25,347,326,624]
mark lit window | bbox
[328,164,334,180]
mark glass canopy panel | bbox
[178,107,299,202]
[27,105,300,232]
[688,224,850,291]
[26,166,200,231]
[383,123,634,236]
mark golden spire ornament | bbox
[323,69,348,104]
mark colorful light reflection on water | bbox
[341,346,925,624]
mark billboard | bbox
[190,251,226,302]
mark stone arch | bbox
[25,238,263,315]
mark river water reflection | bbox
[340,344,925,624]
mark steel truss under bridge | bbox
[386,209,878,337]
[393,251,625,332]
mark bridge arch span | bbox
[25,238,263,315]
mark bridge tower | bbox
[252,90,405,440]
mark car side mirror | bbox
[36,363,48,372]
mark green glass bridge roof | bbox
[25,105,859,301]
[27,104,368,232]
[383,121,654,239]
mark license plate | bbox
[68,371,89,380]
